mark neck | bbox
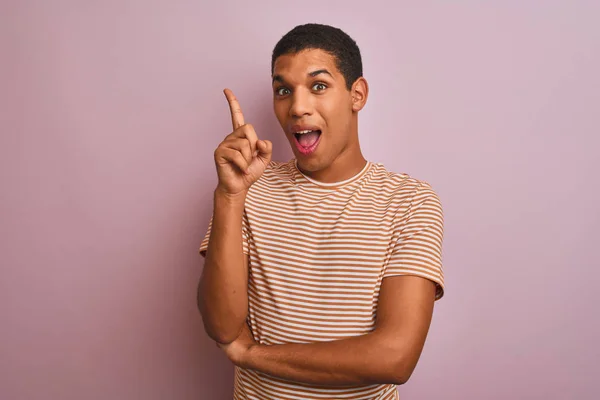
[299,147,367,184]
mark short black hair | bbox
[271,23,363,90]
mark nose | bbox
[289,89,313,118]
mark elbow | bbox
[207,328,240,345]
[389,372,411,386]
[197,293,246,344]
[200,311,246,344]
[388,357,416,385]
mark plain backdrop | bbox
[1,1,599,399]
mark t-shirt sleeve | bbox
[384,183,445,300]
[198,212,250,258]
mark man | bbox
[198,23,444,399]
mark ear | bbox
[351,77,369,112]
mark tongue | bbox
[298,131,320,147]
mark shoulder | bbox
[264,159,295,176]
[248,159,296,193]
[262,159,296,182]
[369,162,440,204]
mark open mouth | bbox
[293,130,322,155]
[294,129,322,149]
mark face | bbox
[272,49,367,173]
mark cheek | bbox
[273,102,285,120]
[276,105,292,127]
[321,95,351,122]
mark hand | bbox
[217,322,257,368]
[213,89,273,197]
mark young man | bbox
[198,23,444,400]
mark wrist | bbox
[214,186,247,206]
[240,343,260,370]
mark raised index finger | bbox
[223,88,245,130]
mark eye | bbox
[312,83,327,91]
[275,87,290,96]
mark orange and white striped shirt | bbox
[200,159,445,400]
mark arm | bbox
[197,188,249,344]
[198,88,272,345]
[224,275,436,386]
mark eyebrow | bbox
[272,69,333,84]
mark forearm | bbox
[198,188,248,343]
[244,331,405,386]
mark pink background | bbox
[1,1,598,399]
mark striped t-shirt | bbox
[199,158,445,400]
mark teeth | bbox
[296,130,315,135]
